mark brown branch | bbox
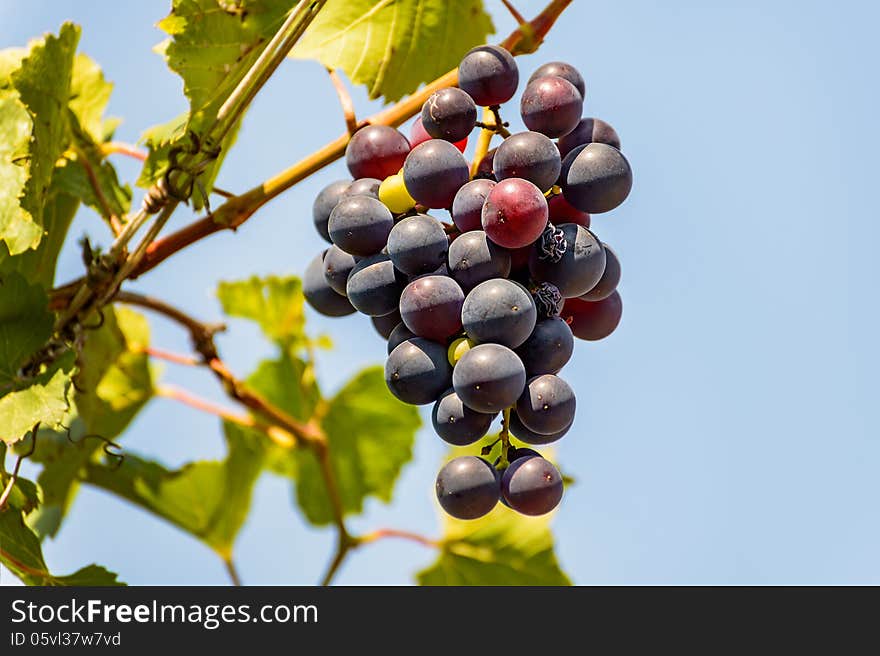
[130,0,573,278]
[500,0,527,25]
[327,68,358,135]
[223,557,243,586]
[156,384,296,449]
[141,346,202,367]
[101,141,147,161]
[358,528,439,549]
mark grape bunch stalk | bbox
[304,45,632,520]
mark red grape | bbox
[481,178,549,249]
[410,116,467,152]
[562,291,623,340]
[345,125,410,180]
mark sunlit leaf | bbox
[417,505,572,586]
[218,276,307,350]
[294,366,420,525]
[291,0,494,102]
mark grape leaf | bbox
[0,507,124,586]
[0,352,75,446]
[3,23,80,255]
[68,53,115,142]
[0,272,53,388]
[0,92,38,255]
[140,0,292,206]
[293,366,420,525]
[417,505,572,586]
[218,276,308,350]
[82,422,263,557]
[290,0,495,102]
[26,307,155,539]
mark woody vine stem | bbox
[40,0,573,585]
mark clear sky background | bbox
[1,0,878,585]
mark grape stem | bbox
[499,408,513,468]
[470,106,496,177]
[327,68,358,136]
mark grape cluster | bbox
[304,45,631,520]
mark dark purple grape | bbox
[322,244,358,295]
[520,76,583,138]
[345,253,402,317]
[457,45,519,106]
[557,118,621,157]
[345,125,410,180]
[387,322,416,354]
[387,214,448,275]
[385,337,452,405]
[461,278,536,349]
[529,223,606,297]
[514,317,574,376]
[453,343,526,413]
[399,275,464,341]
[452,179,495,232]
[508,446,542,463]
[581,243,620,301]
[475,147,497,180]
[447,230,512,291]
[435,456,500,520]
[528,61,586,99]
[516,374,576,435]
[432,388,496,446]
[371,310,401,339]
[303,251,356,317]
[509,410,571,445]
[312,180,350,242]
[328,195,394,256]
[403,140,470,209]
[342,177,381,200]
[501,455,563,516]
[562,292,623,341]
[421,87,477,143]
[561,142,632,213]
[494,131,561,192]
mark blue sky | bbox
[1,0,878,585]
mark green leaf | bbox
[0,91,39,255]
[0,352,74,446]
[82,423,263,557]
[417,506,572,586]
[246,353,319,422]
[26,307,154,539]
[69,53,115,142]
[135,112,187,189]
[0,188,80,289]
[291,0,495,102]
[0,507,123,586]
[294,366,420,525]
[140,0,292,206]
[74,306,154,438]
[0,461,40,516]
[217,275,307,350]
[3,23,80,255]
[0,272,53,388]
